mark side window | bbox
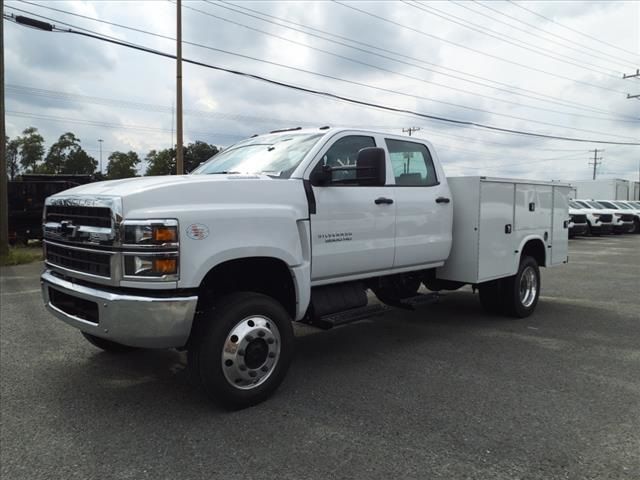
[312,135,375,184]
[385,139,438,186]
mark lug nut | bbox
[258,331,265,337]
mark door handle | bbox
[436,197,450,204]
[374,197,394,205]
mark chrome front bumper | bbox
[41,270,198,348]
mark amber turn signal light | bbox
[153,258,177,274]
[153,226,178,243]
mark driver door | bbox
[307,134,396,283]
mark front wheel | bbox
[188,292,294,409]
[502,256,541,318]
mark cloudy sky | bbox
[4,0,639,181]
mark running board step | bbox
[313,304,389,329]
[399,292,442,309]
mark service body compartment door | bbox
[515,184,553,231]
[477,181,516,281]
[550,186,570,265]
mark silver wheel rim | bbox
[519,266,538,308]
[221,315,281,390]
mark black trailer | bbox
[8,174,94,245]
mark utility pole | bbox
[98,139,103,175]
[403,127,420,137]
[589,149,603,180]
[175,0,184,175]
[623,69,640,99]
[1,0,9,257]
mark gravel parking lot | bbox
[1,235,639,480]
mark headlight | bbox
[123,253,178,278]
[121,219,179,281]
[122,219,178,246]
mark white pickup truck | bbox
[40,128,570,408]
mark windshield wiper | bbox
[208,171,241,175]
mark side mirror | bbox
[309,164,332,186]
[355,147,386,186]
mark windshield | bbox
[191,132,323,178]
[614,202,630,209]
[569,201,582,209]
[576,201,591,209]
[587,201,603,209]
[598,200,617,209]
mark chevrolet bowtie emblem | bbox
[59,220,79,238]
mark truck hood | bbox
[51,174,308,219]
[60,174,260,197]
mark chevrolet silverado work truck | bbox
[40,127,570,408]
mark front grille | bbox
[599,214,612,223]
[570,214,587,224]
[46,243,111,277]
[46,205,112,228]
[620,214,634,222]
[49,288,99,324]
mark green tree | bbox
[17,127,45,173]
[5,136,20,180]
[42,132,96,174]
[145,142,219,176]
[145,148,175,176]
[106,151,140,179]
[185,141,218,173]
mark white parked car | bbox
[567,204,589,237]
[594,200,635,234]
[571,200,614,235]
[611,201,640,233]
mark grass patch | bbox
[0,247,43,266]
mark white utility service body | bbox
[570,179,631,201]
[40,127,569,407]
[438,177,569,284]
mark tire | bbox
[630,219,640,234]
[81,332,137,352]
[478,280,505,314]
[188,292,294,409]
[501,256,540,318]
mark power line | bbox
[7,84,600,153]
[507,0,640,60]
[403,0,624,77]
[4,14,640,146]
[5,110,246,139]
[21,0,636,121]
[208,1,637,122]
[333,1,628,95]
[7,5,637,138]
[450,0,635,72]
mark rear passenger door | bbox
[386,138,453,269]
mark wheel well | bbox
[197,257,297,318]
[521,239,546,267]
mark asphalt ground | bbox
[1,235,639,480]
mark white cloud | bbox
[4,0,639,181]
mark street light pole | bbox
[175,0,184,175]
[0,0,9,256]
[98,138,103,175]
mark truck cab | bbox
[40,127,567,408]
